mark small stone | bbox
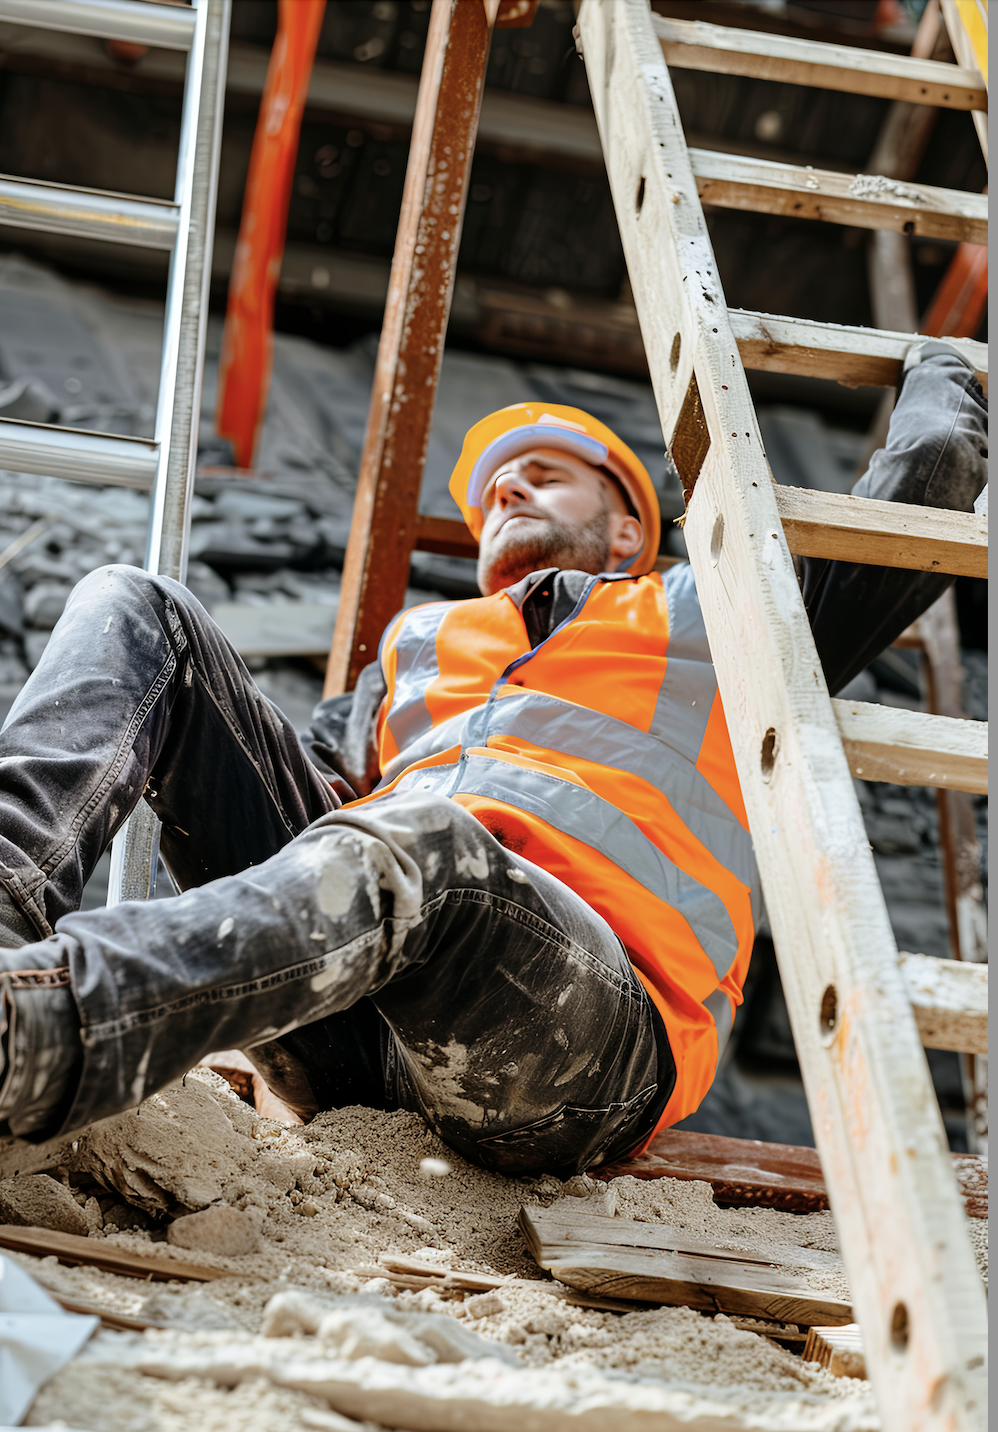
[298,1198,319,1217]
[0,1174,88,1236]
[419,1157,452,1179]
[464,1291,505,1318]
[167,1203,260,1256]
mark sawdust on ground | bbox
[3,1068,978,1431]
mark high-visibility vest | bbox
[370,565,759,1137]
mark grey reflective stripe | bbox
[384,603,452,753]
[662,562,711,661]
[704,986,734,1058]
[378,706,481,787]
[479,690,756,891]
[651,563,716,763]
[449,754,738,979]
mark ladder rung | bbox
[729,309,988,394]
[774,485,987,578]
[0,175,178,250]
[654,14,986,112]
[0,418,157,489]
[899,952,988,1055]
[0,0,196,50]
[690,150,987,245]
[832,699,987,794]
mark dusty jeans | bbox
[0,352,986,1162]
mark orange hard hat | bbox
[448,403,661,576]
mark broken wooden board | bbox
[803,1323,867,1380]
[0,1224,236,1282]
[592,1129,988,1219]
[519,1203,853,1327]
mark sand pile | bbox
[4,1068,974,1430]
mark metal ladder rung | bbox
[900,952,988,1055]
[0,418,158,490]
[774,484,988,578]
[0,175,179,249]
[729,309,988,392]
[690,149,988,244]
[832,699,988,794]
[654,13,986,111]
[0,0,196,50]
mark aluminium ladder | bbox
[576,4,988,1429]
[0,0,230,903]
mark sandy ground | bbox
[2,1069,985,1431]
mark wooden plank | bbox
[578,3,987,1426]
[653,13,986,110]
[774,484,988,578]
[594,1129,988,1219]
[803,1323,868,1379]
[728,309,988,394]
[520,1205,854,1326]
[900,951,988,1055]
[690,149,988,244]
[323,0,494,696]
[0,1224,235,1281]
[832,699,988,794]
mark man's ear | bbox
[607,513,644,569]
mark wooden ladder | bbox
[575,3,987,1428]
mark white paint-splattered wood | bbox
[832,699,988,793]
[690,150,987,244]
[578,4,987,1429]
[519,1205,853,1326]
[654,14,986,111]
[728,309,988,393]
[899,952,988,1055]
[774,485,988,579]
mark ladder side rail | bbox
[107,0,230,907]
[577,4,986,1429]
[652,13,986,111]
[0,0,197,49]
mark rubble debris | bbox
[168,1205,262,1258]
[0,1173,88,1236]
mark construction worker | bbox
[0,343,986,1174]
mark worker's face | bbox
[476,447,643,595]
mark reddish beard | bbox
[477,506,612,594]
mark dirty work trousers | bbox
[0,352,987,1169]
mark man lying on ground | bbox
[0,342,986,1174]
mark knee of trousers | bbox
[67,563,184,614]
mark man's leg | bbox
[801,347,987,694]
[2,791,668,1176]
[0,562,339,1131]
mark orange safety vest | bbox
[370,566,758,1140]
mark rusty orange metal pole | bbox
[216,0,326,469]
[323,0,503,696]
